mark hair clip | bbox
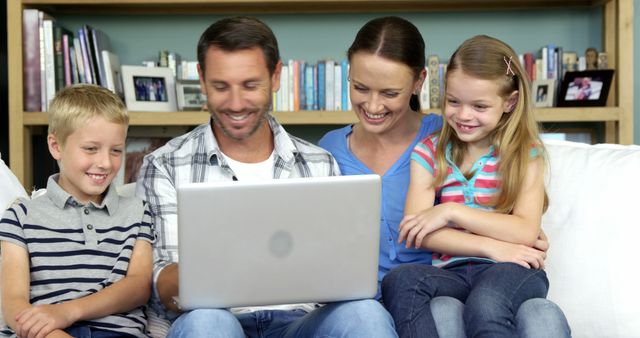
[504,56,515,76]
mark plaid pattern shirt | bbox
[136,114,339,317]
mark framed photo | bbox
[557,70,614,107]
[176,80,207,111]
[532,79,556,108]
[121,65,177,111]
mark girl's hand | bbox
[487,240,547,269]
[534,230,550,253]
[15,303,75,338]
[399,204,452,248]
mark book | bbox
[102,50,124,98]
[62,32,73,86]
[325,60,335,111]
[73,37,86,83]
[420,66,430,110]
[304,64,314,111]
[91,27,112,87]
[340,59,349,111]
[53,25,73,91]
[38,11,53,111]
[42,19,56,110]
[317,61,325,110]
[427,55,440,109]
[77,27,94,84]
[23,9,42,112]
[69,45,79,84]
[334,62,342,111]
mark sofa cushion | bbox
[542,140,640,338]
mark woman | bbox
[319,17,570,337]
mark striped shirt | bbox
[136,115,340,317]
[0,175,155,337]
[412,136,514,266]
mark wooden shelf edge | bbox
[22,107,622,126]
[21,0,604,15]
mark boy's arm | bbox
[55,239,153,322]
[1,241,32,331]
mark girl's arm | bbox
[421,228,547,269]
[14,239,153,336]
[401,157,545,247]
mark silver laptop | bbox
[176,174,381,310]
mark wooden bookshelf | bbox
[7,0,634,188]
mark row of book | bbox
[23,9,120,112]
[271,57,448,112]
[273,59,350,112]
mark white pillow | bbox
[542,140,640,338]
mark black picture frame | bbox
[557,70,614,107]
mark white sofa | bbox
[1,139,639,337]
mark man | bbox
[136,16,397,337]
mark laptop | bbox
[176,174,381,310]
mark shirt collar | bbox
[46,174,119,214]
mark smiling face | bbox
[444,69,515,150]
[198,46,281,142]
[48,116,126,205]
[348,52,424,135]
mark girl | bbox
[381,35,567,337]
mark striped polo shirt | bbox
[0,175,155,337]
[412,135,538,267]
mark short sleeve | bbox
[0,203,28,248]
[137,201,156,244]
[411,136,438,175]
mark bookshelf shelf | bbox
[7,0,634,188]
[22,107,622,126]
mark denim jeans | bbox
[166,299,398,338]
[381,261,549,338]
[431,297,571,338]
[64,326,126,338]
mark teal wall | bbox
[58,8,640,144]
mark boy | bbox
[0,84,154,338]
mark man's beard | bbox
[209,102,271,141]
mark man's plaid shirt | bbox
[135,114,339,315]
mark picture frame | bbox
[557,70,614,107]
[532,79,556,108]
[121,65,177,111]
[176,79,207,111]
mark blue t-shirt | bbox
[318,114,442,298]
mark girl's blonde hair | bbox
[435,35,548,213]
[48,84,129,145]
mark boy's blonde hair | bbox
[48,84,129,145]
[436,35,548,213]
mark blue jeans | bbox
[167,299,397,338]
[431,297,571,338]
[381,261,549,338]
[64,326,128,338]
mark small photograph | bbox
[133,76,168,102]
[531,79,555,108]
[177,80,207,110]
[557,70,614,107]
[564,77,600,101]
[121,65,177,111]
